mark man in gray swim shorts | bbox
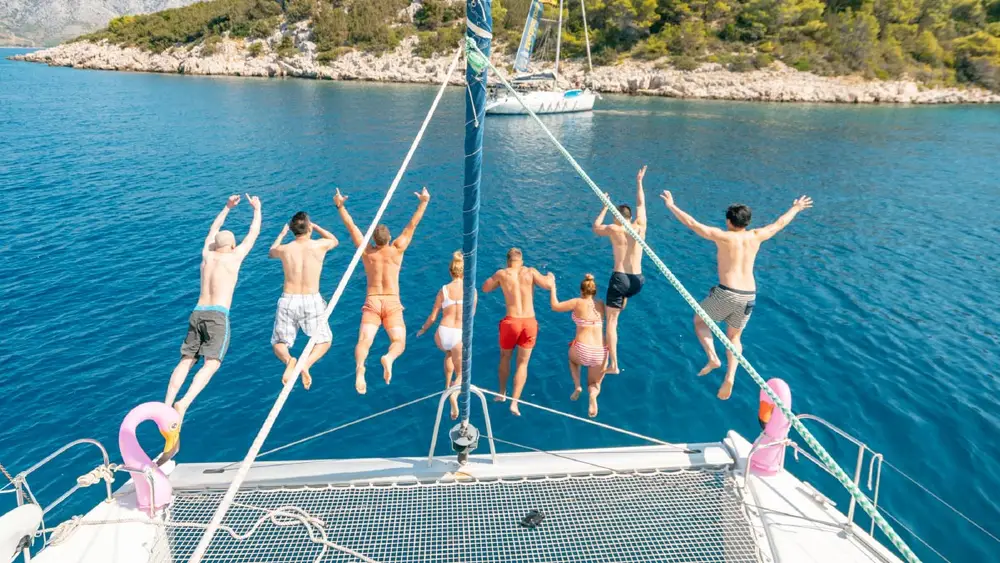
[661,191,813,400]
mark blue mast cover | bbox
[460,0,492,423]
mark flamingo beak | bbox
[159,427,180,463]
[758,402,774,431]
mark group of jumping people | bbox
[163,167,812,426]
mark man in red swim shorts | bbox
[483,248,554,416]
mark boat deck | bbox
[33,434,902,563]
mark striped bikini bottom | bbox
[570,340,608,368]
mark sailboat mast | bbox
[580,0,593,74]
[459,0,492,424]
[554,0,564,89]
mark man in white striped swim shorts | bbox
[268,211,339,390]
[661,191,813,400]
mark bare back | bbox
[279,238,332,294]
[197,251,245,309]
[439,278,464,328]
[495,266,540,318]
[607,222,646,274]
[362,245,404,295]
[572,297,605,346]
[714,231,762,291]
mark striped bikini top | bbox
[441,285,463,308]
[572,302,602,327]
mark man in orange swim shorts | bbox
[335,187,430,395]
[483,248,554,416]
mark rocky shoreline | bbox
[11,31,1000,104]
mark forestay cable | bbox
[466,38,922,563]
[187,45,465,563]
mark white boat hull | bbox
[486,89,596,115]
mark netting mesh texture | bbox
[153,468,762,563]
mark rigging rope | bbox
[467,38,922,563]
[186,44,466,563]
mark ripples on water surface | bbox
[1,49,999,560]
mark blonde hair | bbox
[449,251,464,278]
[506,247,523,266]
[580,273,597,297]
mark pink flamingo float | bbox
[118,402,181,512]
[750,378,792,476]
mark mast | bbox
[458,0,491,431]
[554,0,564,89]
[580,0,593,74]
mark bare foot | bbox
[301,367,313,390]
[381,355,393,385]
[493,393,507,403]
[570,387,582,401]
[281,358,298,386]
[588,395,598,418]
[698,358,722,376]
[355,366,367,395]
[717,378,734,400]
[605,363,620,375]
[450,402,459,420]
[510,401,521,416]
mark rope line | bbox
[186,44,465,563]
[468,39,922,563]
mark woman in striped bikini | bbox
[417,251,475,419]
[549,273,608,417]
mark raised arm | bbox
[236,194,262,258]
[482,270,502,293]
[755,196,813,242]
[310,223,340,250]
[416,290,444,337]
[533,269,555,290]
[660,191,725,241]
[394,187,431,251]
[203,195,240,256]
[635,166,647,226]
[549,280,577,313]
[268,223,289,259]
[592,199,614,237]
[334,189,364,247]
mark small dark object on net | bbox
[519,509,545,529]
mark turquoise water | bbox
[2,49,999,560]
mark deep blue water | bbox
[2,49,999,561]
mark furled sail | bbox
[513,0,544,73]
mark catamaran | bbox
[486,0,598,115]
[0,1,994,562]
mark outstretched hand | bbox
[246,193,261,210]
[416,327,427,338]
[226,194,241,209]
[333,188,348,208]
[659,190,674,207]
[543,272,556,290]
[793,195,813,211]
[637,165,647,182]
[415,187,431,203]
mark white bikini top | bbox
[441,285,463,308]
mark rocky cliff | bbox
[0,0,199,45]
[12,30,1000,104]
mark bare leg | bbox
[448,346,462,420]
[382,326,406,385]
[695,314,722,376]
[173,359,222,420]
[299,342,331,390]
[355,324,378,394]
[568,347,582,401]
[605,306,622,374]
[510,346,534,416]
[274,343,294,385]
[718,325,744,401]
[496,349,513,402]
[165,356,197,407]
[587,365,606,418]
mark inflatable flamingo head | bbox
[118,402,181,512]
[758,378,792,436]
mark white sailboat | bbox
[486,0,598,115]
[1,3,993,562]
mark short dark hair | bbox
[726,204,752,229]
[373,224,391,246]
[289,212,310,236]
[617,204,632,221]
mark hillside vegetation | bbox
[78,0,1000,90]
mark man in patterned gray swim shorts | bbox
[268,211,338,390]
[166,194,262,421]
[660,191,813,400]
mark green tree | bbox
[415,0,445,30]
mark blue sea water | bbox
[1,49,999,561]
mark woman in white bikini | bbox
[549,273,608,417]
[417,251,476,419]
